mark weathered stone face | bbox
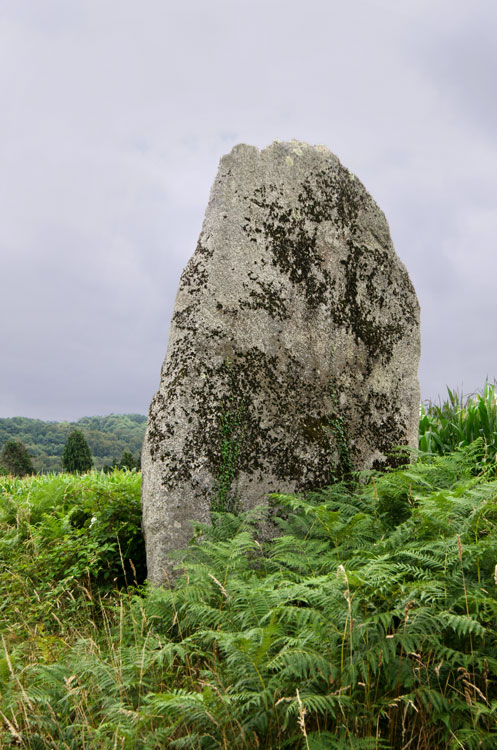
[142,140,420,583]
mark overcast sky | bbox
[2,0,497,421]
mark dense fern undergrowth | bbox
[2,398,497,746]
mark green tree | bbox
[62,430,93,473]
[119,450,137,470]
[0,440,34,476]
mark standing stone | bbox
[142,140,420,583]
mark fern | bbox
[4,443,497,748]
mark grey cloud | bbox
[1,0,497,419]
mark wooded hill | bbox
[0,414,147,472]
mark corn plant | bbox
[419,381,497,466]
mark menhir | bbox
[142,140,420,583]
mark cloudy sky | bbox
[2,0,496,421]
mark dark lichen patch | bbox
[162,342,347,502]
[237,160,416,371]
[238,164,370,316]
[301,415,332,444]
[298,164,363,232]
[162,362,189,406]
[179,240,210,293]
[210,358,246,513]
[172,303,200,332]
[194,237,214,259]
[239,278,290,320]
[328,240,417,366]
[242,185,330,309]
[356,390,411,471]
[299,414,343,484]
[265,219,330,308]
[145,391,169,461]
[216,349,338,490]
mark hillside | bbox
[0,413,147,472]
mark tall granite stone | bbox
[142,140,420,583]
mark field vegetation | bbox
[2,385,497,748]
[0,414,146,473]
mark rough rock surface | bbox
[142,140,420,583]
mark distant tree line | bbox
[0,414,146,473]
[0,429,141,476]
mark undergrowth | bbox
[0,470,145,641]
[2,442,497,748]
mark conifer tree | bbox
[119,450,136,470]
[0,440,34,476]
[62,430,93,473]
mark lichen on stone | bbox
[141,140,420,583]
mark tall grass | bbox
[2,444,497,748]
[420,381,497,462]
